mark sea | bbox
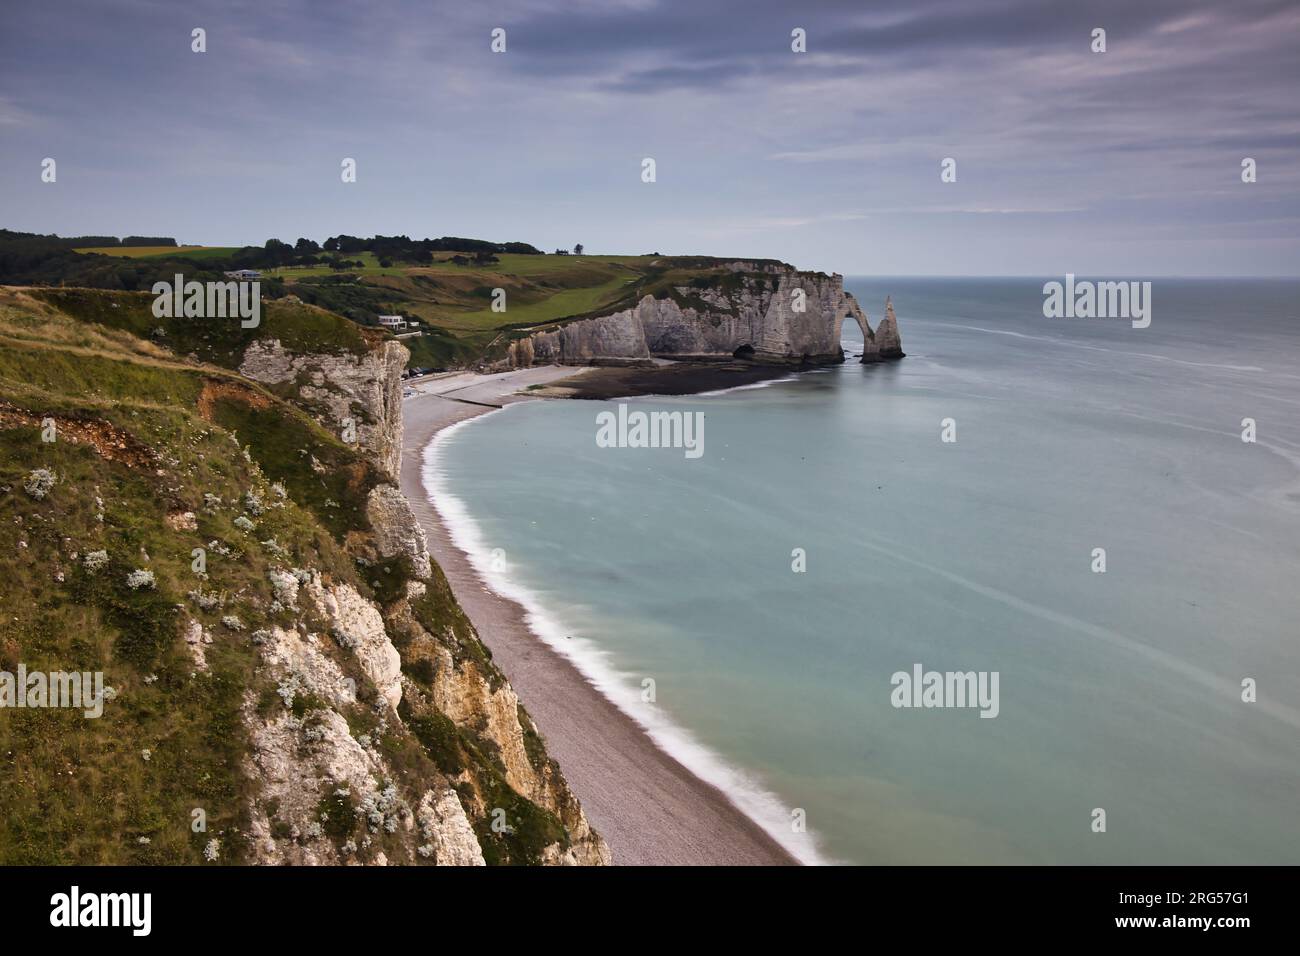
[422,277,1300,865]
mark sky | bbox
[1,0,1297,275]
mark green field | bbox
[73,245,241,259]
[430,273,640,332]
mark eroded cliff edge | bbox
[499,263,904,369]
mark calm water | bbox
[425,278,1300,865]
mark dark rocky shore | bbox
[545,361,797,399]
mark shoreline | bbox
[539,361,799,400]
[398,365,805,865]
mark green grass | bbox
[204,390,380,539]
[0,423,262,863]
[73,246,241,260]
[435,273,640,332]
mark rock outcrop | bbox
[304,576,404,710]
[502,266,903,369]
[871,296,906,361]
[239,338,407,480]
[365,484,433,580]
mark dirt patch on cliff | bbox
[196,378,273,421]
[0,401,158,470]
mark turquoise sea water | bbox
[424,278,1300,865]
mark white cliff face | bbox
[366,483,433,579]
[234,325,609,865]
[245,703,488,866]
[259,625,358,708]
[239,338,407,480]
[505,268,898,368]
[305,576,404,710]
[417,789,485,866]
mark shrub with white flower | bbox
[23,468,57,500]
[203,839,220,862]
[188,588,222,611]
[220,615,244,631]
[261,538,288,559]
[357,784,401,834]
[83,550,109,574]
[276,674,301,709]
[330,626,358,651]
[267,568,299,608]
[232,515,255,533]
[126,569,156,590]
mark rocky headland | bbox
[499,264,904,372]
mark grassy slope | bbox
[0,287,571,864]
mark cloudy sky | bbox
[2,0,1297,275]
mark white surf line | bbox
[856,534,1300,732]
[951,325,1265,372]
[422,410,836,866]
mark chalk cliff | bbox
[234,333,610,865]
[239,338,406,480]
[502,266,903,369]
